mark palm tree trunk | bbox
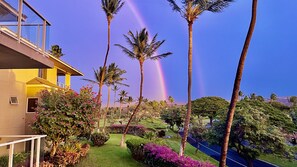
[219,1,257,166]
[179,22,193,156]
[120,61,144,147]
[97,19,111,131]
[103,85,111,132]
[119,102,122,119]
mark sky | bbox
[26,0,297,104]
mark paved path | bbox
[179,132,278,167]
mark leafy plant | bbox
[91,132,110,147]
[32,86,98,157]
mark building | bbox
[0,0,83,161]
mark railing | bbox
[0,0,50,55]
[0,135,46,167]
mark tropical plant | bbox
[118,90,128,118]
[90,132,110,146]
[112,85,120,106]
[208,99,290,167]
[83,67,108,130]
[191,96,229,126]
[50,45,64,58]
[102,63,128,132]
[115,28,172,146]
[168,95,174,106]
[270,93,277,102]
[97,0,125,126]
[290,96,297,107]
[220,1,257,166]
[166,0,233,156]
[32,87,97,157]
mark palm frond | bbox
[114,44,136,59]
[167,0,182,13]
[150,52,173,60]
[207,0,233,12]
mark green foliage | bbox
[0,152,29,167]
[190,122,207,143]
[50,45,64,58]
[143,131,156,140]
[290,96,297,107]
[161,106,186,130]
[208,99,292,162]
[237,99,296,132]
[126,138,166,162]
[269,101,290,111]
[192,96,229,126]
[91,132,110,146]
[31,86,97,156]
[126,138,150,161]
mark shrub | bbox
[157,130,166,138]
[126,138,150,161]
[144,131,156,140]
[32,86,98,157]
[91,132,110,146]
[143,143,215,167]
[0,152,29,167]
[107,124,146,137]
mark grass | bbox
[139,118,168,130]
[259,154,297,167]
[76,134,145,167]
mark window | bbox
[9,96,18,105]
[27,98,38,112]
[38,69,47,79]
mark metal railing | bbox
[0,135,46,167]
[0,0,51,55]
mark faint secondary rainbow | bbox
[126,1,168,100]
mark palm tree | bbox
[168,96,174,106]
[127,96,134,117]
[97,0,125,117]
[102,63,128,132]
[270,93,277,102]
[83,67,108,130]
[112,85,120,107]
[220,0,258,166]
[118,90,128,118]
[166,0,233,156]
[115,28,172,147]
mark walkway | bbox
[179,132,278,167]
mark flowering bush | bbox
[107,124,146,137]
[143,144,215,167]
[31,86,98,157]
[91,132,110,146]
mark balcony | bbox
[0,0,53,69]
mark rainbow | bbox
[126,1,168,100]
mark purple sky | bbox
[27,0,297,104]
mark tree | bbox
[112,85,120,107]
[97,0,125,125]
[115,28,172,147]
[32,87,97,157]
[168,96,174,106]
[50,45,64,58]
[166,0,233,156]
[161,106,186,137]
[290,96,297,107]
[118,90,128,118]
[209,99,290,167]
[220,0,257,166]
[192,96,229,126]
[270,93,277,102]
[83,67,108,130]
[103,63,128,132]
[238,90,244,100]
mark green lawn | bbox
[76,133,218,167]
[76,134,145,167]
[259,154,297,167]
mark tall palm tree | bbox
[83,67,108,130]
[115,28,172,147]
[118,90,128,118]
[97,0,125,118]
[220,0,258,166]
[166,0,233,156]
[102,63,128,132]
[270,93,277,102]
[168,95,174,106]
[112,85,120,107]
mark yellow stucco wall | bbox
[46,68,58,84]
